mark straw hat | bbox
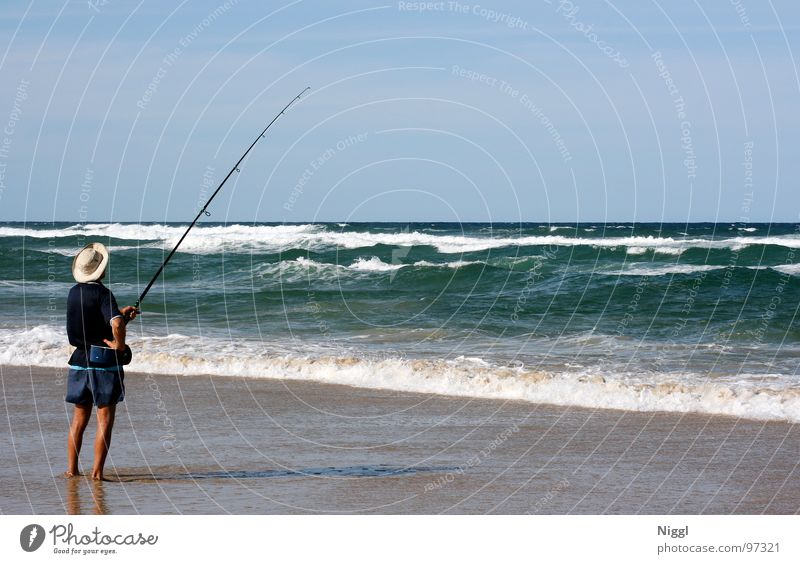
[72,242,109,283]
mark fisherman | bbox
[65,242,137,480]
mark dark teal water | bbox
[2,222,799,420]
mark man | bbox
[65,242,137,481]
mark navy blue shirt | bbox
[66,282,122,367]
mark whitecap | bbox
[348,257,404,272]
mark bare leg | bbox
[91,404,116,481]
[66,404,92,477]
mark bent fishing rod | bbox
[129,86,310,318]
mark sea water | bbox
[1,221,798,421]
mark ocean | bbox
[1,222,799,422]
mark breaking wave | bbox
[2,325,798,423]
[4,223,800,255]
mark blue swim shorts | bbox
[65,366,125,406]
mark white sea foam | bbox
[653,247,685,256]
[4,223,800,255]
[627,246,688,256]
[744,264,800,276]
[252,257,345,283]
[0,223,321,245]
[43,244,143,256]
[747,263,800,276]
[607,264,724,277]
[256,257,486,278]
[5,223,800,256]
[771,263,800,276]
[349,257,404,272]
[0,325,71,367]
[412,260,481,269]
[3,325,799,422]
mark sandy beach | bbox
[1,364,797,514]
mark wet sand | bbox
[1,365,797,514]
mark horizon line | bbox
[3,219,799,225]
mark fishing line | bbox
[131,86,310,317]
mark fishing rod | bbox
[130,86,310,317]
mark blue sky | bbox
[0,0,797,222]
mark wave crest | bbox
[4,223,800,255]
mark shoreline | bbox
[119,366,795,425]
[1,364,798,514]
[2,356,798,425]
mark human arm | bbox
[101,289,135,349]
[103,317,126,351]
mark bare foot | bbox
[63,471,81,478]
